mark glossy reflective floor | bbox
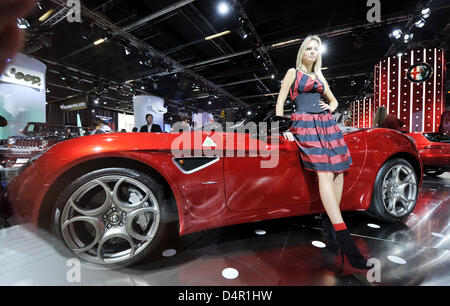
[0,173,449,286]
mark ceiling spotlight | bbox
[421,8,430,18]
[124,47,131,56]
[403,33,413,43]
[415,18,426,28]
[390,29,403,39]
[237,26,248,39]
[252,50,262,59]
[397,52,403,57]
[141,86,145,90]
[94,98,99,104]
[271,74,275,79]
[350,80,356,86]
[208,101,212,105]
[17,18,30,29]
[218,2,230,16]
[319,44,327,54]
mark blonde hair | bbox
[373,106,387,127]
[296,35,328,86]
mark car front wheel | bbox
[369,158,419,223]
[52,167,175,267]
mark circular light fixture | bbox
[162,249,177,257]
[312,241,326,248]
[387,255,407,265]
[255,229,266,236]
[222,268,239,279]
[217,2,230,15]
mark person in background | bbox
[91,118,111,135]
[344,118,352,127]
[66,127,73,138]
[120,129,127,133]
[373,106,404,131]
[132,127,138,132]
[140,114,162,132]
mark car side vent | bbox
[173,157,219,174]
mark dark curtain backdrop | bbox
[46,104,119,130]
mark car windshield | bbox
[226,103,275,125]
[424,133,450,143]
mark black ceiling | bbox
[22,0,450,118]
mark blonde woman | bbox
[373,106,404,131]
[276,35,370,270]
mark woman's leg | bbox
[318,172,370,269]
[333,173,344,206]
[317,172,344,224]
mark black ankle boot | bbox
[321,215,340,253]
[335,229,371,270]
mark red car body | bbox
[6,127,422,236]
[405,132,450,174]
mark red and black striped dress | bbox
[289,69,352,173]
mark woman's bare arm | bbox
[275,68,296,116]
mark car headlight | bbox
[7,137,16,146]
[13,146,50,178]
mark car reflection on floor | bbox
[0,173,449,286]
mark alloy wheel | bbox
[60,175,160,265]
[381,164,418,218]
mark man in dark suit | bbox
[140,114,162,132]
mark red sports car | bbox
[405,132,450,177]
[3,105,423,266]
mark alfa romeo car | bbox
[3,104,423,267]
[406,132,450,177]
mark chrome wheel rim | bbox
[382,164,417,218]
[61,175,160,265]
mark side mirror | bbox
[269,116,292,134]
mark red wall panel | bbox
[350,48,446,132]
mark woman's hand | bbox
[282,131,295,142]
[319,101,335,113]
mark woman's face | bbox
[302,39,320,66]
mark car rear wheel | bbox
[52,167,175,267]
[369,158,419,223]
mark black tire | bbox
[52,167,178,268]
[368,158,419,223]
[424,169,445,177]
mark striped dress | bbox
[289,69,352,173]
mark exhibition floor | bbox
[0,173,449,286]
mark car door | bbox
[223,108,320,212]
